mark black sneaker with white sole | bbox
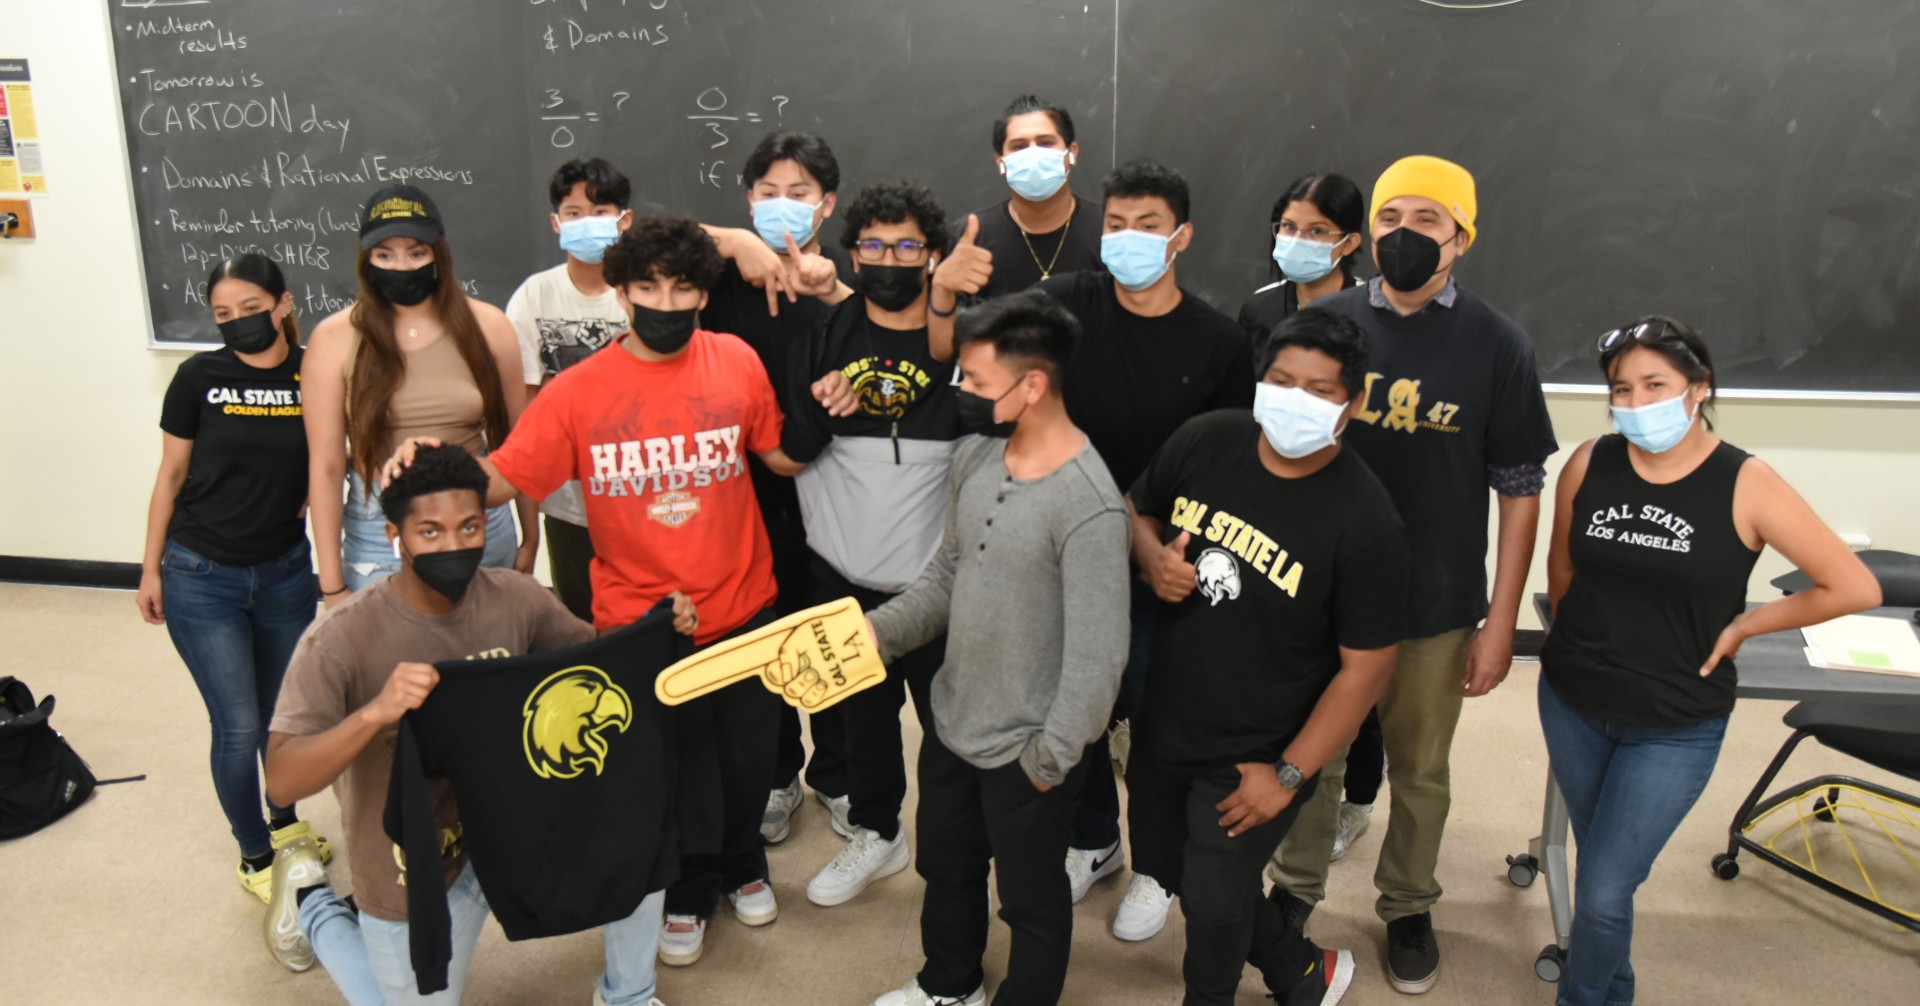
[1281,946,1354,1006]
[1385,912,1440,994]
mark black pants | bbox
[758,460,849,796]
[543,514,595,624]
[1127,746,1321,1006]
[806,554,942,840]
[1343,707,1385,806]
[916,731,1093,1006]
[665,608,781,919]
[1070,578,1157,851]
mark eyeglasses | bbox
[1272,220,1344,242]
[853,238,931,265]
[1597,319,1701,365]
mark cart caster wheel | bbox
[1812,786,1842,823]
[1534,944,1566,982]
[1506,853,1539,888]
[1711,853,1740,880]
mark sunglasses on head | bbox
[1597,319,1700,366]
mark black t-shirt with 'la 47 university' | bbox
[159,345,310,566]
[1129,411,1411,769]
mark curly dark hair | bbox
[1104,160,1191,226]
[380,443,491,526]
[837,181,951,258]
[603,214,725,290]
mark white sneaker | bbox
[762,778,804,845]
[728,879,779,926]
[592,991,666,1006]
[808,826,910,906]
[1329,802,1373,863]
[1111,873,1174,941]
[868,979,987,1006]
[817,790,853,839]
[657,914,705,966]
[1064,839,1124,904]
[263,836,328,972]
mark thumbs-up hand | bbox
[1142,530,1198,604]
[933,213,994,299]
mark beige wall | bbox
[3,1,1915,619]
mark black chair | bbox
[1712,551,1920,931]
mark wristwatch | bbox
[1275,761,1305,790]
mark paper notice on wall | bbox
[0,58,44,196]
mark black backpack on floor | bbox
[0,676,98,839]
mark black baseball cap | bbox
[358,184,445,250]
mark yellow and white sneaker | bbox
[263,836,327,972]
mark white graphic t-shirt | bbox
[506,263,631,525]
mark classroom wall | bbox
[3,1,1916,626]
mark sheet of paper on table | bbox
[1802,613,1920,677]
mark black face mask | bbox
[1375,227,1445,293]
[861,265,928,313]
[218,310,281,355]
[366,263,439,307]
[631,305,698,355]
[409,546,484,605]
[955,383,1026,439]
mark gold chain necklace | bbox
[1016,197,1073,281]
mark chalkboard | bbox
[108,0,1112,345]
[1115,0,1920,397]
[110,1,1920,397]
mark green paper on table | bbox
[1801,614,1920,677]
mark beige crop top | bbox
[346,331,490,469]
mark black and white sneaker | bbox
[1385,912,1440,994]
[1282,946,1354,1006]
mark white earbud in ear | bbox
[391,537,402,559]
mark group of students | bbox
[135,93,1883,1006]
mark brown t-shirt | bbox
[270,568,595,921]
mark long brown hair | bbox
[345,238,510,479]
[205,254,302,350]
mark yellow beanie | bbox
[1370,155,1477,249]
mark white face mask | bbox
[1253,382,1347,458]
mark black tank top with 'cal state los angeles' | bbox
[1542,434,1760,726]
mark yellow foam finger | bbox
[654,597,888,712]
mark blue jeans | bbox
[160,538,316,858]
[300,864,667,1005]
[1538,676,1727,1006]
[342,471,518,590]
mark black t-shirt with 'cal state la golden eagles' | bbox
[158,345,309,566]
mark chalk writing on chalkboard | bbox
[689,89,792,188]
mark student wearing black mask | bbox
[382,216,812,970]
[777,182,965,909]
[1265,156,1557,996]
[699,132,861,847]
[263,444,695,1002]
[138,253,330,905]
[303,184,535,610]
[934,160,1254,943]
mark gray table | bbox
[1510,595,1920,981]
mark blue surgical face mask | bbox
[751,196,821,250]
[1254,382,1348,459]
[1271,234,1340,285]
[1610,390,1697,453]
[1101,225,1185,291]
[557,215,622,264]
[1002,146,1070,202]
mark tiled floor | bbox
[1,582,1914,1004]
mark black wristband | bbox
[929,297,958,318]
[321,585,349,597]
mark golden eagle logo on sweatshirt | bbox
[523,666,633,780]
